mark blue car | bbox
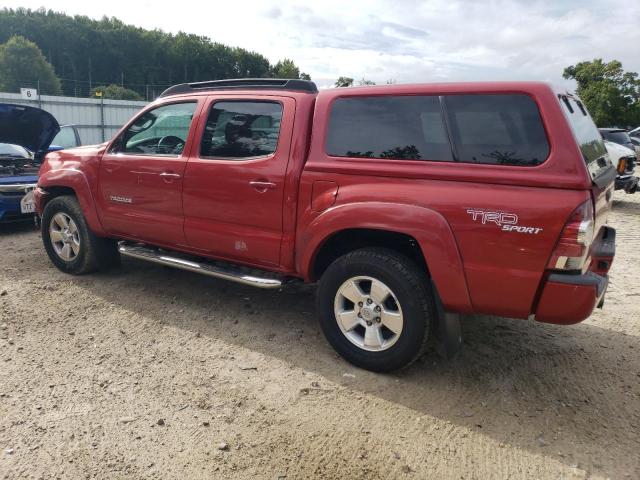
[0,104,80,222]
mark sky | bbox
[4,0,640,89]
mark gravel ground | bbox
[1,191,639,480]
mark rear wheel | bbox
[42,195,119,274]
[317,248,435,372]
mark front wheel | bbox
[41,195,119,274]
[317,248,435,372]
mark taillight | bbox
[547,200,594,272]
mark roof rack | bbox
[159,78,318,97]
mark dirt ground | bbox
[1,192,639,480]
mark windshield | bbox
[601,130,632,145]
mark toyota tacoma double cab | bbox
[31,79,616,372]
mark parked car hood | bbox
[0,103,60,155]
[604,140,635,161]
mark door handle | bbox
[250,180,276,191]
[159,172,181,179]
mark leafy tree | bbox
[270,58,311,80]
[358,77,376,86]
[0,8,308,98]
[0,34,61,94]
[335,76,354,88]
[91,84,143,100]
[563,59,640,127]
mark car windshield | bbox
[0,143,31,158]
[601,130,632,145]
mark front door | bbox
[98,101,200,246]
[182,96,295,267]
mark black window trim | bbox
[110,99,199,158]
[438,95,459,162]
[324,92,551,168]
[198,99,285,162]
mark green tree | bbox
[271,58,310,80]
[0,34,61,94]
[91,84,143,100]
[0,8,304,98]
[334,76,354,88]
[563,59,640,127]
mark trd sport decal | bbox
[466,209,543,234]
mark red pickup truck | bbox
[33,79,616,371]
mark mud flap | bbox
[432,282,462,360]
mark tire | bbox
[317,248,435,372]
[41,195,120,274]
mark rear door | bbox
[97,100,200,245]
[182,95,295,267]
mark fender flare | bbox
[297,202,473,313]
[38,169,106,236]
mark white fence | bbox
[0,92,148,145]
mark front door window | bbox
[115,102,197,156]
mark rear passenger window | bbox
[444,94,549,166]
[200,101,282,159]
[326,96,453,161]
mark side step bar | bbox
[118,242,284,289]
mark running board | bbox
[118,242,284,289]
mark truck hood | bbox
[0,103,60,154]
[604,140,635,161]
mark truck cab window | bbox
[117,102,197,156]
[200,101,282,160]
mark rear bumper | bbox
[535,272,608,324]
[535,226,615,325]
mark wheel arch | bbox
[38,170,106,236]
[297,202,473,314]
[312,228,429,280]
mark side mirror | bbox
[110,136,124,154]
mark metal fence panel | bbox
[0,92,147,145]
